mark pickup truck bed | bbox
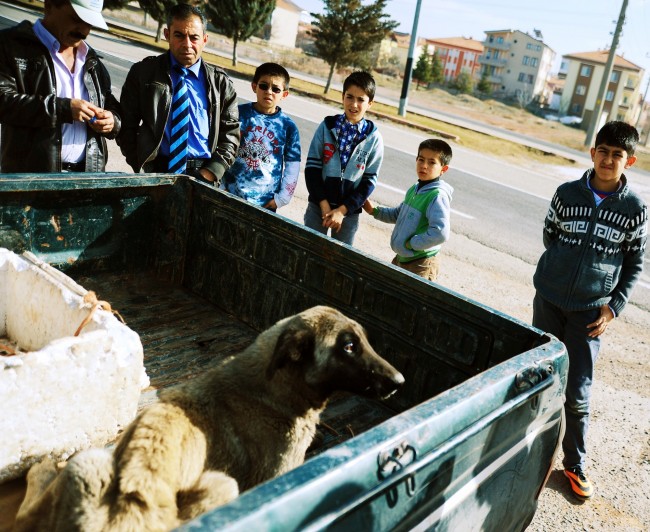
[0,174,567,531]
[77,271,397,453]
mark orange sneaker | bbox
[564,466,593,500]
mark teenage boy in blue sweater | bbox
[303,71,384,245]
[363,139,453,281]
[533,121,647,501]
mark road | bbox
[1,3,649,312]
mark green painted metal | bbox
[0,174,567,532]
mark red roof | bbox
[563,50,642,71]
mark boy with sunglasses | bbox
[222,62,301,211]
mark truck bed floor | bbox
[77,272,398,454]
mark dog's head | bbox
[266,306,404,400]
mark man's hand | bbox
[71,99,115,134]
[197,168,217,185]
[587,304,615,338]
[88,109,115,134]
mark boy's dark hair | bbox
[167,3,207,33]
[253,62,291,89]
[343,71,376,101]
[595,121,639,156]
[418,139,453,167]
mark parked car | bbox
[559,115,582,126]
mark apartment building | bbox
[425,37,484,82]
[377,31,427,69]
[479,29,555,102]
[558,51,644,129]
[266,0,303,48]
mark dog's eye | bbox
[343,341,355,354]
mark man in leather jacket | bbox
[0,0,121,173]
[118,3,239,185]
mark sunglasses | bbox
[257,82,283,94]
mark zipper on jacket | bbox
[564,187,617,307]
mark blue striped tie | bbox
[168,66,190,174]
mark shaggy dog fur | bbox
[14,306,404,532]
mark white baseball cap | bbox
[71,0,108,30]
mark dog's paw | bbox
[177,471,239,521]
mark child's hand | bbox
[323,209,345,231]
[362,199,375,214]
[587,304,614,338]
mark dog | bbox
[14,305,404,532]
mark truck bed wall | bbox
[0,175,544,409]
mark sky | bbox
[296,0,650,90]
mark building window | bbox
[527,74,534,83]
[522,56,529,65]
[576,85,586,95]
[606,90,614,101]
[526,43,532,50]
[530,57,538,67]
[580,65,592,77]
[610,71,620,83]
[536,44,542,51]
[571,103,582,114]
[497,36,504,44]
[518,72,526,82]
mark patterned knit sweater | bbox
[533,169,647,315]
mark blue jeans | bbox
[303,202,360,246]
[532,293,601,470]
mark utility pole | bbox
[398,0,422,117]
[584,0,629,148]
[634,67,650,130]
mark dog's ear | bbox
[266,318,315,380]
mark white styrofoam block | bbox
[0,249,149,483]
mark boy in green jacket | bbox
[363,139,453,281]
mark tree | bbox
[452,72,473,94]
[412,46,432,90]
[138,0,177,42]
[476,69,492,96]
[431,51,444,84]
[310,0,398,94]
[104,0,130,11]
[205,0,276,66]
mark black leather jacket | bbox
[0,21,121,173]
[118,52,240,179]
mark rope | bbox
[0,343,16,356]
[74,291,125,337]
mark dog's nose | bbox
[377,370,405,399]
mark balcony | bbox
[486,75,503,84]
[482,40,511,51]
[478,56,507,67]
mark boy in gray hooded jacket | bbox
[363,139,453,281]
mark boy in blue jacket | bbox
[303,71,384,245]
[533,121,647,501]
[363,139,453,281]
